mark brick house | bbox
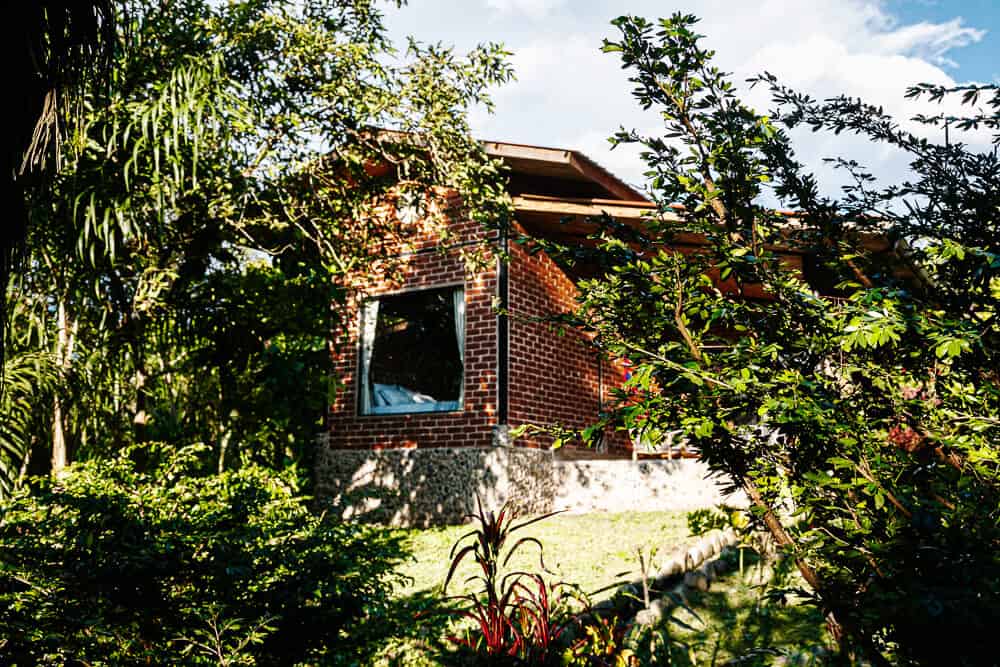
[323,141,647,454]
[313,140,743,525]
[314,140,896,525]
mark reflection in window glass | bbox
[358,286,465,415]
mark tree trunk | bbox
[130,316,148,444]
[51,396,67,473]
[741,476,892,667]
[51,297,76,474]
[133,363,148,442]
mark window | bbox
[358,285,465,415]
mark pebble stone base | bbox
[314,441,742,527]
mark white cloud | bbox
[387,0,991,199]
[872,19,985,67]
[484,0,567,20]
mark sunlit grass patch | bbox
[395,510,694,599]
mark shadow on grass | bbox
[361,551,833,666]
[632,553,833,666]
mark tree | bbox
[561,14,999,665]
[2,0,511,490]
[2,2,118,372]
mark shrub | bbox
[443,500,573,665]
[0,443,406,665]
[442,501,648,667]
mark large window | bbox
[358,285,465,415]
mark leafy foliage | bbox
[3,1,120,371]
[0,350,59,496]
[553,13,1000,666]
[686,507,734,538]
[441,502,661,666]
[561,609,638,667]
[443,501,576,665]
[0,443,406,665]
[5,0,512,490]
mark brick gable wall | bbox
[325,193,500,450]
[324,196,625,452]
[507,234,627,451]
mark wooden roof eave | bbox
[483,141,648,202]
[511,194,895,255]
[512,194,748,253]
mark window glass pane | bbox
[361,286,464,414]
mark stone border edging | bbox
[589,527,741,624]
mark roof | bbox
[367,133,895,257]
[482,140,649,203]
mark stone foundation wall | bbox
[315,441,740,526]
[551,458,738,514]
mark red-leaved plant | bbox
[443,498,570,664]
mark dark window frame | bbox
[356,283,466,417]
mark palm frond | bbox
[0,351,60,498]
[3,1,122,377]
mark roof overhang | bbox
[511,193,895,255]
[484,141,648,202]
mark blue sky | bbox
[888,0,999,81]
[384,1,997,195]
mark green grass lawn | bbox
[394,509,695,599]
[371,511,830,666]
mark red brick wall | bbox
[326,193,500,450]
[326,193,627,452]
[507,234,625,450]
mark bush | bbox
[0,443,406,665]
[443,501,645,667]
[443,501,568,664]
[569,13,1000,665]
